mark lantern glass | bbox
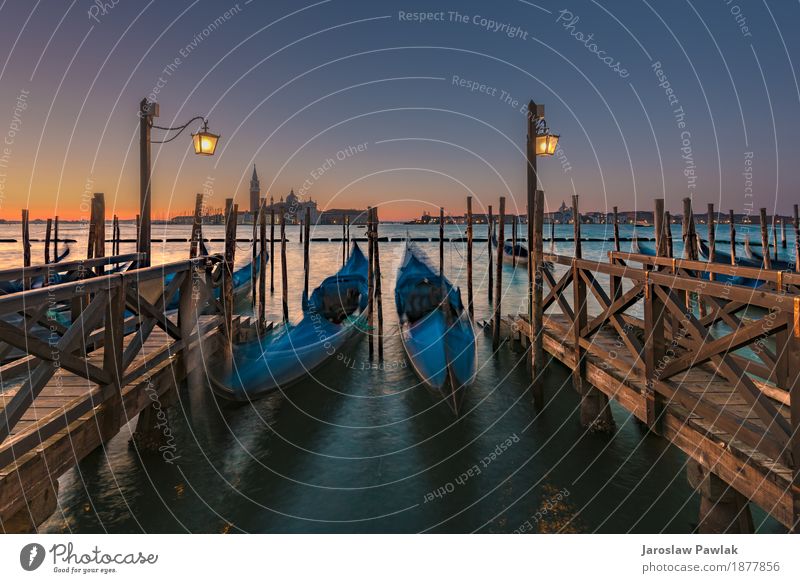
[535,133,559,156]
[192,130,219,156]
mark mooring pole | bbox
[654,199,665,261]
[707,203,715,281]
[94,193,106,275]
[269,200,276,294]
[258,200,267,329]
[439,207,445,278]
[511,215,518,268]
[612,206,620,252]
[794,204,800,273]
[367,206,375,360]
[729,210,736,265]
[773,216,779,263]
[782,217,787,249]
[223,199,238,341]
[760,208,772,270]
[665,211,674,258]
[373,207,384,361]
[190,193,204,259]
[44,218,52,265]
[251,206,259,309]
[571,195,586,394]
[280,210,288,323]
[488,204,493,303]
[303,207,311,299]
[21,209,30,290]
[86,201,96,261]
[466,196,474,320]
[346,214,350,251]
[493,197,505,350]
[54,216,59,262]
[342,213,346,266]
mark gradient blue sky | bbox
[0,0,797,220]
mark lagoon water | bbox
[0,220,786,533]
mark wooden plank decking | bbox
[504,312,796,529]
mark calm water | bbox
[0,221,786,533]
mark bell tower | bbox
[250,165,260,213]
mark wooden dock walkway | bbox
[0,254,231,532]
[493,199,800,532]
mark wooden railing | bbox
[0,254,225,466]
[537,249,799,469]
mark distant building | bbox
[317,208,369,225]
[264,188,319,224]
[249,165,260,213]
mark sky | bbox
[0,0,798,221]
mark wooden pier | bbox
[0,251,235,532]
[493,197,800,533]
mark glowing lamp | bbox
[192,122,219,156]
[535,132,560,156]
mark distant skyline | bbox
[0,1,798,221]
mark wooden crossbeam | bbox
[0,292,109,443]
[654,285,793,461]
[542,268,575,321]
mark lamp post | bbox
[138,98,220,266]
[527,100,559,407]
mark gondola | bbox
[395,243,476,415]
[210,243,369,401]
[0,244,71,295]
[492,234,529,265]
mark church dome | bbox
[286,189,298,205]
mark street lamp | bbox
[138,98,220,266]
[526,100,559,407]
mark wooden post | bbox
[44,218,52,264]
[488,205,493,303]
[760,208,772,270]
[54,215,59,261]
[687,459,754,533]
[346,214,350,250]
[100,278,125,441]
[342,213,347,266]
[794,204,800,273]
[612,206,620,252]
[786,315,800,531]
[644,263,666,432]
[189,193,204,259]
[571,196,585,395]
[303,206,311,299]
[682,198,698,312]
[707,203,715,281]
[654,199,665,258]
[258,200,267,329]
[251,207,259,309]
[87,202,96,261]
[299,217,303,245]
[94,193,106,275]
[511,215,518,268]
[223,199,238,340]
[531,190,544,407]
[135,214,140,258]
[138,98,154,267]
[439,207,445,278]
[493,197,505,350]
[772,215,779,263]
[466,196,474,320]
[373,207,384,361]
[665,211,673,258]
[550,220,555,248]
[280,210,288,323]
[21,209,31,290]
[367,207,375,360]
[782,217,787,249]
[729,210,736,265]
[270,200,275,293]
